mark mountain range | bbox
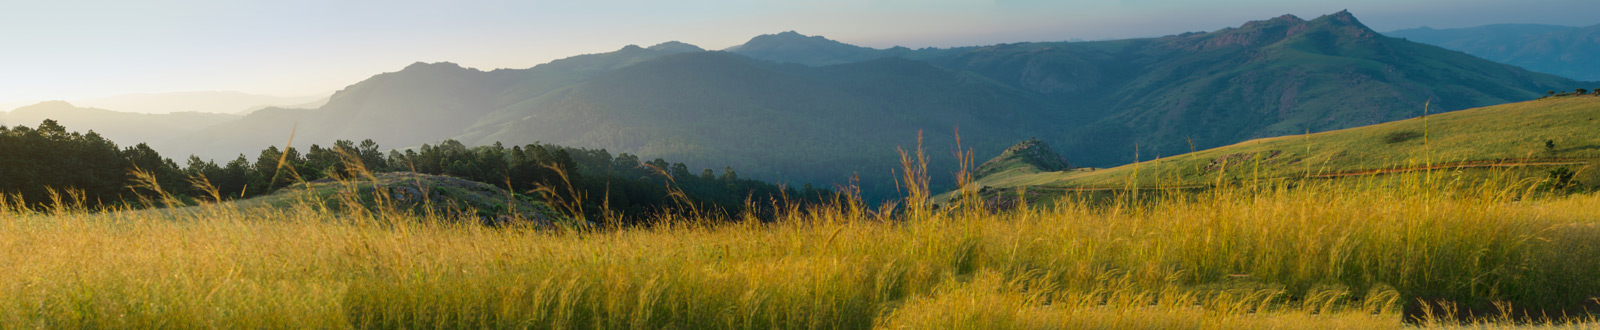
[74,91,328,115]
[1387,23,1600,81]
[0,101,239,152]
[21,10,1583,199]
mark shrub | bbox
[1382,130,1423,144]
[1547,166,1577,190]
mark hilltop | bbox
[723,31,928,66]
[974,139,1072,178]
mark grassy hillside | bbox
[965,96,1600,191]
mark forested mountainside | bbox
[141,11,1580,199]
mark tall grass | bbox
[0,160,1598,328]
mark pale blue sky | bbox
[1,0,1593,109]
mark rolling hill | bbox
[155,11,1583,200]
[1387,23,1600,81]
[958,96,1600,195]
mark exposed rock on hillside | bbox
[976,139,1071,178]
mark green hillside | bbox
[963,96,1600,192]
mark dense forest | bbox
[0,120,837,224]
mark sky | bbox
[2,0,1596,111]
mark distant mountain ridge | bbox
[168,43,706,160]
[75,91,328,114]
[723,31,929,66]
[0,101,239,152]
[1387,23,1600,81]
[149,11,1581,199]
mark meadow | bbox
[1,166,1598,329]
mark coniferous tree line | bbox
[1,120,838,223]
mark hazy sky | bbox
[2,0,1595,110]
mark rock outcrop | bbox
[975,139,1071,178]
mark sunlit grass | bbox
[1,169,1597,329]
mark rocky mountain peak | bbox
[1322,10,1358,24]
[1241,14,1306,29]
[1308,10,1380,40]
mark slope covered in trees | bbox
[0,120,828,224]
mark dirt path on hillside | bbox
[1307,160,1587,178]
[1015,159,1588,192]
[1021,184,1210,192]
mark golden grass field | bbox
[2,169,1598,329]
